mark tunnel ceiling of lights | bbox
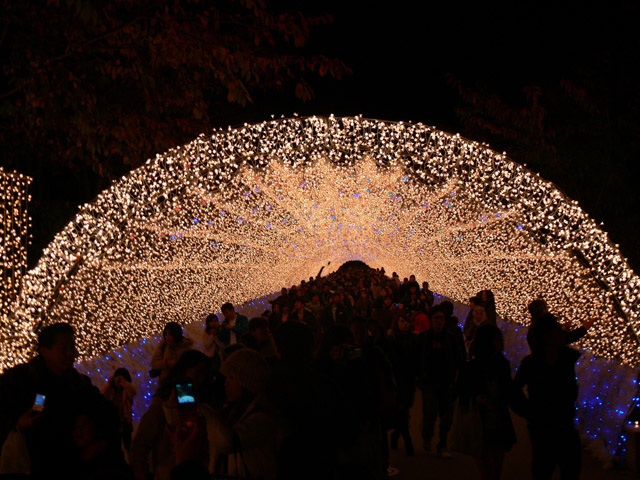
[2,116,639,370]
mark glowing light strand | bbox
[1,116,639,371]
[0,168,31,320]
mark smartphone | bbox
[30,393,46,417]
[33,393,46,411]
[175,381,197,413]
[175,381,198,439]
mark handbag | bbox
[447,398,483,457]
[0,428,30,474]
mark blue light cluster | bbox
[76,293,276,425]
[497,315,637,462]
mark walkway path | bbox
[387,390,632,479]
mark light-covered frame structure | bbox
[1,116,639,371]
[1,168,31,320]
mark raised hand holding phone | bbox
[175,379,199,441]
[17,394,46,429]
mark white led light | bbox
[0,168,31,325]
[1,116,638,371]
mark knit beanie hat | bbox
[220,347,271,394]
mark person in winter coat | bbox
[150,322,194,382]
[456,324,524,480]
[416,306,461,458]
[201,348,278,480]
[132,350,211,480]
[100,367,137,452]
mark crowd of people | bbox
[0,261,593,480]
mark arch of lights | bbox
[2,115,640,372]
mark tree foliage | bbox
[446,2,640,268]
[0,0,350,180]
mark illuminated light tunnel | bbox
[2,116,639,459]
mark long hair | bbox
[471,305,488,326]
[163,321,184,342]
[389,313,411,338]
[114,367,132,383]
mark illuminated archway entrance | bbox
[2,116,639,372]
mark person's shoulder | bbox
[69,368,99,390]
[518,354,533,369]
[0,360,32,385]
[1,360,31,375]
[498,353,511,367]
[138,396,167,423]
[494,353,512,373]
[559,345,581,363]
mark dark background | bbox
[2,1,639,271]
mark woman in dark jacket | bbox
[132,350,212,480]
[456,324,518,480]
[477,289,497,326]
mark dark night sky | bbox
[295,3,630,119]
[231,1,634,137]
[238,2,585,121]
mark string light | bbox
[0,168,31,322]
[1,116,639,374]
[75,294,275,428]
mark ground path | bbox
[387,390,633,479]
